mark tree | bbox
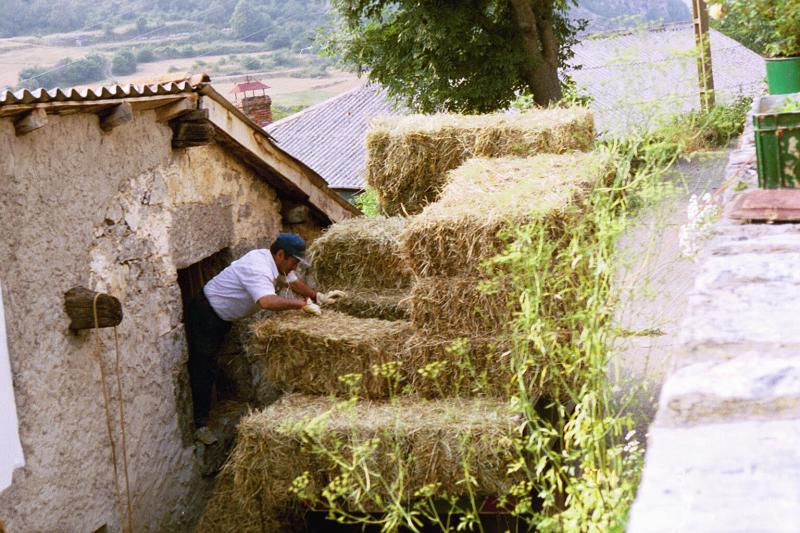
[325,0,583,112]
[111,50,138,76]
[229,0,269,41]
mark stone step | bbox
[197,393,520,532]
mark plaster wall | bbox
[0,107,292,532]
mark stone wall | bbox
[628,122,800,529]
[0,107,310,532]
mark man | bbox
[184,232,343,431]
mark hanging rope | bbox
[92,293,133,533]
[113,326,133,533]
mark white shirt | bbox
[204,249,298,321]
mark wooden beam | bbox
[14,108,48,136]
[64,287,123,331]
[172,121,214,148]
[199,92,358,223]
[155,96,197,122]
[170,108,213,148]
[98,101,133,132]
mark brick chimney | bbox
[231,77,273,127]
[241,94,273,127]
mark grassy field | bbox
[0,28,362,113]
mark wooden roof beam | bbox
[155,95,198,122]
[198,90,358,223]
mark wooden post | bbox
[692,0,716,112]
[14,108,48,136]
[64,287,123,331]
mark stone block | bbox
[680,283,800,348]
[628,420,800,532]
[656,357,800,427]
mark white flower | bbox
[679,193,719,259]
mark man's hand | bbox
[302,298,322,316]
[316,290,347,306]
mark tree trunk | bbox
[509,0,563,106]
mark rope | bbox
[92,293,133,533]
[113,327,133,533]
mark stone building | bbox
[0,74,357,532]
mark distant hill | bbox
[573,0,692,33]
[0,0,330,50]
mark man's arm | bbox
[288,278,317,301]
[257,294,307,311]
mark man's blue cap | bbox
[273,233,308,265]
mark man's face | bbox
[275,250,300,275]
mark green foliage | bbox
[647,98,752,155]
[240,56,263,70]
[111,50,138,76]
[230,0,270,41]
[708,0,800,57]
[354,187,380,217]
[18,54,107,90]
[325,0,583,113]
[135,48,157,63]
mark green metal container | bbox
[753,93,800,188]
[766,57,800,95]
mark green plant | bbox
[777,95,800,112]
[353,187,380,217]
[708,0,800,57]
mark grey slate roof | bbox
[267,83,404,191]
[570,23,766,134]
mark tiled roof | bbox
[569,23,766,134]
[0,73,208,106]
[267,83,404,191]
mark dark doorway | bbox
[177,248,232,309]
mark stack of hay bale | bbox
[402,153,613,398]
[197,107,605,532]
[366,108,594,215]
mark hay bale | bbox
[329,288,410,321]
[400,152,613,278]
[366,108,595,215]
[249,311,412,398]
[409,276,513,338]
[195,468,285,533]
[308,216,411,290]
[403,334,514,398]
[225,394,520,527]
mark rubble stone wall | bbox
[0,108,304,532]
